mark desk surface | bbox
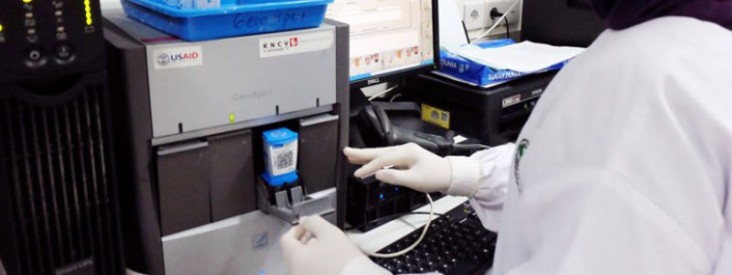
[346,195,469,253]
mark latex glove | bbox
[281,215,390,275]
[344,143,451,194]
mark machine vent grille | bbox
[0,84,120,275]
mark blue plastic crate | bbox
[121,0,333,41]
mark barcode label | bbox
[276,151,294,170]
[266,141,298,176]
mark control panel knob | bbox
[28,49,43,61]
[55,43,74,61]
[25,47,47,67]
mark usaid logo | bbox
[153,46,204,70]
[157,51,200,66]
[157,54,170,66]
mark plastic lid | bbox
[124,0,334,17]
[262,171,299,187]
[263,127,298,145]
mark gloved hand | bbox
[344,143,451,193]
[281,215,390,275]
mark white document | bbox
[450,41,585,73]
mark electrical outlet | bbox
[495,0,521,26]
[482,0,521,30]
[483,0,500,28]
[467,0,523,42]
[463,1,485,31]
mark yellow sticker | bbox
[421,104,450,129]
[229,113,235,124]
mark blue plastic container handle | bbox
[122,0,332,41]
[125,0,333,17]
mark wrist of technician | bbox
[444,156,481,197]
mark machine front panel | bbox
[145,27,338,138]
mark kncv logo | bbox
[259,31,333,58]
[261,36,299,51]
[153,46,203,70]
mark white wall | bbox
[100,0,123,9]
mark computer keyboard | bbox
[371,202,497,275]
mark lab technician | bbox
[281,0,732,274]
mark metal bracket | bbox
[256,178,336,225]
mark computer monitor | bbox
[326,0,439,89]
[522,0,605,47]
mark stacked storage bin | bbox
[121,0,333,41]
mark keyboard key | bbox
[373,204,495,275]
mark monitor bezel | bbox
[346,0,440,90]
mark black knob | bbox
[25,47,47,67]
[27,48,43,61]
[55,43,74,61]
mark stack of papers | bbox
[437,40,585,88]
[446,41,585,73]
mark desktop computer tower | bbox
[0,0,124,274]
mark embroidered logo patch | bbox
[514,139,530,192]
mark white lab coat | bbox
[454,16,732,274]
[343,16,732,275]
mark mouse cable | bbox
[362,193,434,258]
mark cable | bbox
[472,0,520,43]
[370,211,441,227]
[489,8,510,39]
[343,211,441,231]
[362,193,434,258]
[389,93,402,102]
[367,85,399,101]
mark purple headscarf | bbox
[591,0,732,30]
